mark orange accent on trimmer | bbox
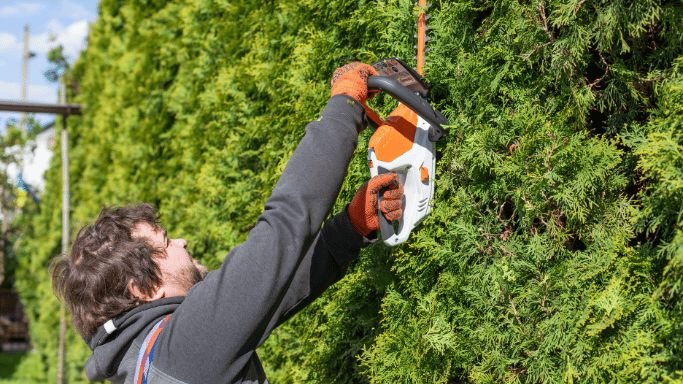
[363,103,384,127]
[416,0,427,76]
[368,104,418,163]
[420,164,429,183]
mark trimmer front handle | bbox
[367,76,447,141]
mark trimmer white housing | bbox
[368,109,437,245]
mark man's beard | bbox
[193,259,209,279]
[170,261,208,291]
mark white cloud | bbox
[0,32,20,53]
[0,3,43,17]
[0,18,91,60]
[29,19,90,60]
[0,80,57,103]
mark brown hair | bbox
[51,204,164,339]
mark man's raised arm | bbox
[153,63,379,382]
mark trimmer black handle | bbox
[367,76,448,141]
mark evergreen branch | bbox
[499,244,514,256]
[575,0,587,14]
[508,294,524,327]
[537,1,555,42]
[520,42,552,62]
[540,294,551,315]
[539,276,552,315]
[588,52,610,89]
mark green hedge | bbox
[13,0,682,382]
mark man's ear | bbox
[128,280,165,302]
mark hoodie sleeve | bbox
[272,209,364,330]
[152,95,366,383]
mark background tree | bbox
[0,118,41,288]
[44,45,68,84]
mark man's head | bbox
[51,204,207,339]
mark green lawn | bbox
[0,351,45,384]
[0,353,24,379]
[0,353,43,383]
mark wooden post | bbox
[21,25,30,128]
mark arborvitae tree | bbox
[12,0,682,382]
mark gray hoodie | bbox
[84,95,368,383]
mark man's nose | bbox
[173,238,187,248]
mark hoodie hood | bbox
[84,297,183,381]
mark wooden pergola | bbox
[0,100,81,115]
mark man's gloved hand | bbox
[347,173,404,238]
[331,62,381,130]
[330,62,379,103]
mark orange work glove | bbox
[330,62,382,129]
[347,173,404,237]
[330,62,379,103]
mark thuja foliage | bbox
[11,0,682,382]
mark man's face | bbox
[132,222,208,298]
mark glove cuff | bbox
[346,203,373,237]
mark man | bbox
[51,62,404,383]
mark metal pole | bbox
[21,25,29,128]
[57,79,69,384]
[3,26,32,287]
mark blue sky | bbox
[0,0,99,125]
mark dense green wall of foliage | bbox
[12,0,682,382]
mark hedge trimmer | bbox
[366,1,447,246]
